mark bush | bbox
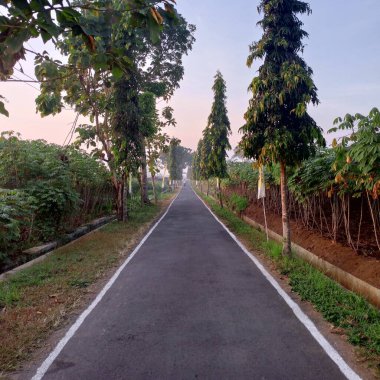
[0,132,113,268]
[0,189,36,266]
[228,193,249,214]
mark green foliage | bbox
[33,7,194,220]
[225,162,259,189]
[168,138,192,181]
[0,133,113,267]
[112,75,142,171]
[289,262,380,355]
[329,107,380,197]
[288,151,335,201]
[0,0,180,116]
[203,71,231,179]
[192,71,231,182]
[240,0,325,165]
[225,161,277,190]
[228,193,249,214]
[0,189,36,261]
[27,181,79,236]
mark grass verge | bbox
[0,193,174,374]
[199,192,380,374]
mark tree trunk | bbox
[162,167,167,189]
[115,173,127,222]
[280,161,291,256]
[217,177,223,208]
[123,175,129,220]
[129,172,133,196]
[137,172,144,206]
[140,147,150,205]
[207,179,209,196]
[152,175,158,203]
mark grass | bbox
[0,194,174,374]
[199,192,380,374]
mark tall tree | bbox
[34,6,195,220]
[205,71,231,206]
[239,0,325,255]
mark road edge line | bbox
[31,190,182,380]
[193,188,361,380]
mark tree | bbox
[204,71,231,206]
[168,138,192,187]
[191,136,212,194]
[192,140,202,183]
[200,132,212,195]
[239,0,325,256]
[34,5,195,220]
[140,92,173,204]
[0,0,178,117]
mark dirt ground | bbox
[245,203,380,289]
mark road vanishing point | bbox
[33,185,359,380]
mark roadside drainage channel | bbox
[0,215,116,282]
[203,191,380,309]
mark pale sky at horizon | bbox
[1,0,380,152]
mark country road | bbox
[33,185,358,380]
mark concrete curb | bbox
[0,215,116,282]
[198,189,380,309]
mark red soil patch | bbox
[245,203,380,290]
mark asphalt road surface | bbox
[38,185,352,380]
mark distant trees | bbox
[239,0,325,255]
[192,71,231,205]
[168,138,192,187]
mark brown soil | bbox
[245,202,380,290]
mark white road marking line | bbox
[32,191,182,380]
[193,188,361,380]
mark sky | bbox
[1,0,380,151]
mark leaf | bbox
[6,28,29,54]
[0,100,9,117]
[147,10,162,44]
[150,8,164,25]
[112,66,124,80]
[10,0,31,15]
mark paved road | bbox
[40,185,348,380]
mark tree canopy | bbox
[0,0,184,117]
[204,70,231,179]
[239,0,325,166]
[168,138,192,182]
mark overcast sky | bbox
[1,0,380,151]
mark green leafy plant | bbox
[0,133,113,269]
[0,189,36,265]
[228,194,249,215]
